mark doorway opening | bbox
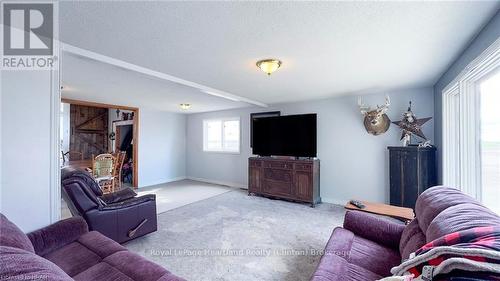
[60,98,139,219]
[61,98,139,188]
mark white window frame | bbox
[203,117,241,154]
[442,37,500,201]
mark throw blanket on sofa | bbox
[383,226,500,280]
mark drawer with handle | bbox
[294,163,313,171]
[249,160,263,168]
[263,161,293,170]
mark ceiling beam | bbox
[61,43,268,107]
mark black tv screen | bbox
[252,114,317,157]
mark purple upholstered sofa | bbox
[0,214,185,281]
[310,186,500,280]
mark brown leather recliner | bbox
[61,167,157,243]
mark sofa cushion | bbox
[426,203,500,242]
[343,210,405,250]
[28,216,89,256]
[414,186,479,234]
[104,250,170,281]
[316,227,400,278]
[44,230,183,281]
[73,262,134,281]
[399,218,426,260]
[77,230,126,257]
[0,246,72,281]
[43,231,126,276]
[0,213,34,253]
[44,238,103,276]
[311,252,382,281]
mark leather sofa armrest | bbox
[101,187,138,204]
[100,194,155,211]
[343,210,405,249]
[27,216,89,256]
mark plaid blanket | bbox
[387,226,500,280]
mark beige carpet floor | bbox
[124,190,345,281]
[137,179,234,214]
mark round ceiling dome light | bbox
[256,59,282,76]
[179,103,192,110]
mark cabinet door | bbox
[249,167,261,193]
[389,151,402,206]
[295,171,312,201]
[262,168,293,196]
[418,150,437,194]
[402,151,418,209]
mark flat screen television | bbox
[252,114,317,157]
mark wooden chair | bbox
[112,151,126,191]
[92,153,116,194]
[61,150,83,163]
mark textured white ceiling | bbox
[60,1,499,105]
[61,53,252,113]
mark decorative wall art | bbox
[358,96,391,136]
[392,101,432,146]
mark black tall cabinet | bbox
[388,146,437,209]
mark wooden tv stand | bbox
[248,157,321,207]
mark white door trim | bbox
[49,4,61,223]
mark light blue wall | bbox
[139,110,187,187]
[187,88,434,204]
[433,10,500,183]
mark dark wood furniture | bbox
[62,159,93,170]
[345,200,414,222]
[388,146,437,209]
[113,151,126,190]
[248,157,320,207]
[61,150,83,163]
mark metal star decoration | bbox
[392,102,432,141]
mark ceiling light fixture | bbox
[256,59,282,76]
[179,103,192,110]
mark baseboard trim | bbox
[182,179,347,206]
[187,176,247,189]
[139,176,187,188]
[321,197,347,206]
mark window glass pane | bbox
[206,120,222,150]
[223,120,239,151]
[480,69,500,214]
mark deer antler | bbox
[358,97,371,115]
[377,95,390,113]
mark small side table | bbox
[345,200,415,223]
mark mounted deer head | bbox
[358,95,391,135]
